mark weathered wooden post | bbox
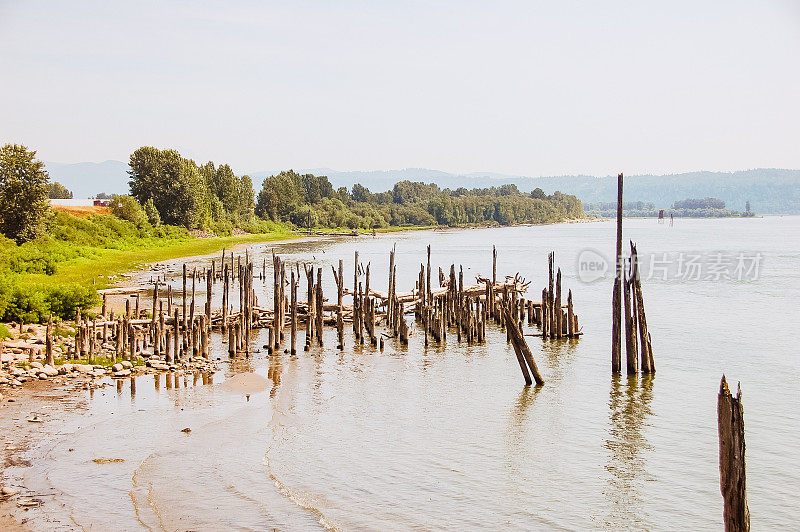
[116,316,123,359]
[334,259,345,349]
[503,304,544,386]
[201,315,209,359]
[152,280,158,323]
[273,253,280,350]
[290,270,297,355]
[426,244,432,305]
[315,267,324,346]
[206,269,212,325]
[172,309,179,360]
[182,263,187,327]
[612,172,623,374]
[630,242,654,373]
[353,251,359,335]
[222,263,229,333]
[567,290,574,338]
[555,269,562,338]
[623,259,638,374]
[541,288,549,339]
[45,315,54,366]
[228,321,236,356]
[304,265,314,350]
[492,245,497,287]
[718,376,749,532]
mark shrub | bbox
[110,195,149,227]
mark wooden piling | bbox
[503,304,544,386]
[718,376,749,532]
[612,172,623,374]
[630,242,654,373]
[315,267,323,346]
[555,268,562,338]
[182,263,187,327]
[290,270,297,355]
[172,309,179,360]
[45,315,54,366]
[623,260,638,374]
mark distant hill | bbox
[46,161,800,214]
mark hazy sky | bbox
[2,0,799,176]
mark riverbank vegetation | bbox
[256,171,584,229]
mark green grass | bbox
[0,212,297,322]
[37,230,297,290]
[0,323,11,339]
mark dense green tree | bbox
[238,175,255,219]
[129,147,207,228]
[351,183,371,203]
[301,174,334,204]
[0,144,52,243]
[256,170,304,220]
[207,163,240,214]
[46,181,73,199]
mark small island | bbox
[584,197,756,218]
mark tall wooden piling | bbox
[304,265,314,350]
[334,259,344,349]
[290,270,297,355]
[206,270,212,324]
[612,172,623,374]
[718,376,749,532]
[315,267,323,346]
[182,264,187,327]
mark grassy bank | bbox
[42,231,297,288]
[0,212,294,322]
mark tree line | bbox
[255,171,583,229]
[1,143,585,246]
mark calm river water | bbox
[6,216,799,530]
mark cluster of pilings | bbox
[535,252,581,339]
[91,242,585,389]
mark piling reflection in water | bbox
[268,354,282,398]
[604,374,654,528]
